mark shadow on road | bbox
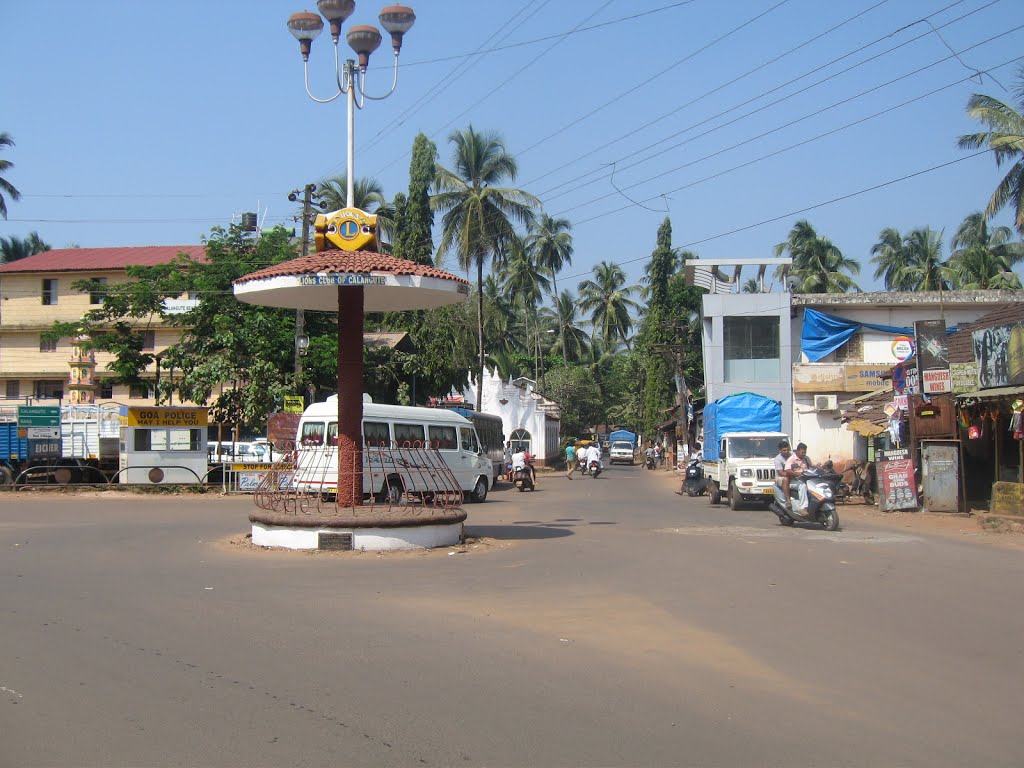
[465,524,574,541]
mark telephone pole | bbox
[291,183,319,390]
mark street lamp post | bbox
[285,1,415,508]
[287,1,415,208]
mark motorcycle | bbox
[645,451,656,470]
[851,460,876,505]
[770,467,840,531]
[512,464,535,492]
[684,458,706,496]
[823,460,852,504]
[588,459,603,478]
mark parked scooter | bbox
[684,458,706,496]
[512,464,535,492]
[823,460,852,503]
[770,467,840,530]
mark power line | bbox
[537,0,998,201]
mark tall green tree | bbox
[870,226,916,291]
[636,218,676,435]
[774,220,860,293]
[946,211,1024,288]
[1,231,50,264]
[578,261,640,347]
[957,64,1024,235]
[0,132,20,219]
[526,211,573,356]
[540,290,590,364]
[392,133,437,265]
[432,125,538,410]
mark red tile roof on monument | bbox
[0,245,206,273]
[233,250,469,285]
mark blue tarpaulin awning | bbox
[801,308,956,363]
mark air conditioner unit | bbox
[814,394,838,412]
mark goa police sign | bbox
[123,407,208,427]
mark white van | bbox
[294,397,493,502]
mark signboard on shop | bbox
[922,368,952,395]
[877,448,918,511]
[951,362,978,393]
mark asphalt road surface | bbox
[2,464,1022,767]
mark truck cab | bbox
[704,431,788,509]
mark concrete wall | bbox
[702,291,794,438]
[460,371,561,465]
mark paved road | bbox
[2,465,1022,767]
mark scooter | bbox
[512,464,535,492]
[823,460,852,504]
[645,451,656,470]
[684,458,706,496]
[770,467,840,531]
[588,459,603,478]
[851,460,876,505]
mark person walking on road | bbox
[565,442,577,479]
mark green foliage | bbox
[0,132,20,219]
[774,220,860,293]
[392,133,436,265]
[1,231,49,264]
[543,365,603,438]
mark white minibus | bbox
[293,396,493,503]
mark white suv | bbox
[609,440,637,465]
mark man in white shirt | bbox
[584,443,602,473]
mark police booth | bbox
[119,407,209,484]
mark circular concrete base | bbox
[251,519,464,551]
[249,512,466,552]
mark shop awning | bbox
[956,385,1024,400]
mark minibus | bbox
[294,397,492,502]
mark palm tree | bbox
[0,132,20,219]
[432,126,538,409]
[316,174,396,246]
[540,290,590,363]
[578,261,641,347]
[501,235,550,359]
[526,212,573,355]
[957,64,1024,235]
[870,227,915,291]
[742,277,761,294]
[774,220,860,293]
[893,227,954,291]
[946,211,1024,288]
[0,231,50,264]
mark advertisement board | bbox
[972,323,1024,389]
[878,450,918,511]
[914,320,950,394]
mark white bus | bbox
[294,397,493,503]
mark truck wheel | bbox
[729,481,741,510]
[709,482,721,505]
[0,466,12,486]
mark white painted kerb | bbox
[251,521,464,551]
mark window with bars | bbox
[40,335,57,353]
[141,330,156,351]
[89,277,107,305]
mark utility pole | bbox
[290,183,319,393]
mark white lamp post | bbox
[287,1,415,209]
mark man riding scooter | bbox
[781,442,813,516]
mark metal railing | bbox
[253,440,464,515]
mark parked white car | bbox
[208,441,271,464]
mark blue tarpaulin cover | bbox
[801,308,957,362]
[703,393,782,461]
[608,429,637,446]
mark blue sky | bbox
[3,0,1022,293]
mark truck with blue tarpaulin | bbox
[702,393,787,508]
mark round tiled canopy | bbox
[233,250,470,312]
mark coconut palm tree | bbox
[870,227,916,291]
[578,261,641,347]
[957,64,1024,235]
[946,211,1024,288]
[0,132,20,220]
[0,231,50,264]
[526,212,573,354]
[742,277,761,294]
[501,235,550,353]
[540,290,590,363]
[316,174,396,246]
[432,126,538,409]
[774,220,860,293]
[893,227,955,291]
